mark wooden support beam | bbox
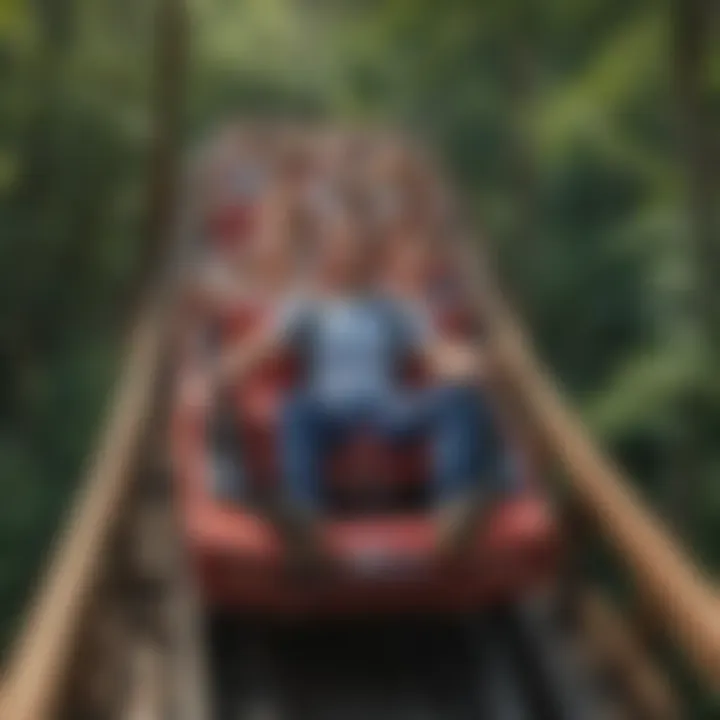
[0,298,168,720]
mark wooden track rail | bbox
[0,294,171,720]
[460,242,720,689]
[500,314,720,687]
[0,142,718,719]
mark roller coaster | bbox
[0,119,717,720]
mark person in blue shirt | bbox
[204,201,505,566]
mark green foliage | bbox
[0,0,152,654]
[1,3,718,712]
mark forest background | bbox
[0,0,718,709]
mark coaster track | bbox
[0,109,718,720]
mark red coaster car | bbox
[169,301,561,615]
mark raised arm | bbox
[397,299,489,385]
[210,294,310,389]
[211,318,282,388]
[180,314,285,411]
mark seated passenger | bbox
[205,203,507,567]
[194,183,300,311]
[201,131,271,249]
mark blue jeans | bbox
[280,385,505,511]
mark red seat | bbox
[205,203,257,251]
[217,300,267,342]
[170,272,557,615]
[433,303,479,339]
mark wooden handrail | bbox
[464,244,720,688]
[0,296,169,720]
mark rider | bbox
[206,197,505,565]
